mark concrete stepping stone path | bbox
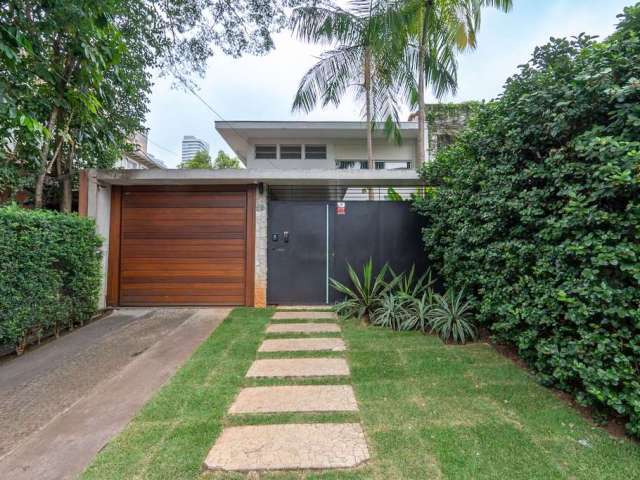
[228,385,358,414]
[204,423,369,471]
[272,311,338,320]
[267,322,340,334]
[203,310,369,473]
[246,358,350,378]
[258,337,346,352]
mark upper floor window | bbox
[337,160,368,170]
[305,145,327,160]
[280,145,302,160]
[255,145,277,159]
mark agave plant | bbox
[402,289,436,332]
[372,292,413,331]
[428,289,476,343]
[331,259,398,322]
[394,265,434,299]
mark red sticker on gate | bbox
[337,202,346,215]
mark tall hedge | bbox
[0,205,102,353]
[415,5,640,435]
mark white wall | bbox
[245,137,416,169]
[335,140,416,162]
[86,171,112,309]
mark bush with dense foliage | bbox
[415,5,640,435]
[0,205,102,353]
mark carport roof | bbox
[93,168,423,186]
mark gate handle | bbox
[283,231,289,243]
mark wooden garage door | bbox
[115,186,254,306]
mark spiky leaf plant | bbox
[331,259,398,321]
[428,289,476,343]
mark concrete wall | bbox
[85,171,111,309]
[245,138,416,169]
[334,140,416,162]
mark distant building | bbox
[181,135,209,163]
[119,132,166,169]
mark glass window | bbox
[255,145,277,159]
[305,145,327,160]
[337,160,369,170]
[280,145,302,160]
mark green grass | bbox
[82,308,640,480]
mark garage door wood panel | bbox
[116,187,253,306]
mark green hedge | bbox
[0,205,102,353]
[415,5,640,435]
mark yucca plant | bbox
[331,259,397,322]
[402,289,436,332]
[428,289,476,343]
[372,292,413,331]
[393,265,434,299]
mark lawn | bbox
[82,308,639,479]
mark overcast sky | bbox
[145,0,635,167]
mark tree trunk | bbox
[364,47,375,200]
[416,0,432,169]
[60,146,74,213]
[364,48,374,170]
[34,107,60,208]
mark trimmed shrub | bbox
[0,205,102,353]
[415,5,640,435]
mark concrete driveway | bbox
[0,307,230,480]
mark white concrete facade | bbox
[215,121,419,171]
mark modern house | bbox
[80,115,469,310]
[181,135,210,163]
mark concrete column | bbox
[254,185,268,307]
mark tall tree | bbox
[403,0,513,168]
[180,150,213,169]
[1,0,306,209]
[213,150,241,169]
[291,2,405,171]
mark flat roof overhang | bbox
[93,168,423,187]
[214,121,419,161]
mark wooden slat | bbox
[245,185,256,306]
[121,239,245,259]
[123,207,246,221]
[123,192,246,209]
[121,258,244,272]
[120,283,245,296]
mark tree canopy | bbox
[0,0,306,208]
[415,4,640,436]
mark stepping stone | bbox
[267,323,340,334]
[246,358,350,378]
[276,305,330,311]
[228,385,358,414]
[258,337,346,352]
[272,311,337,320]
[203,423,369,471]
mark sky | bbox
[144,0,635,167]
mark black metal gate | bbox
[267,201,427,305]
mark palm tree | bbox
[404,0,513,168]
[291,2,404,171]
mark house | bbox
[118,133,166,170]
[215,121,419,170]
[80,118,474,310]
